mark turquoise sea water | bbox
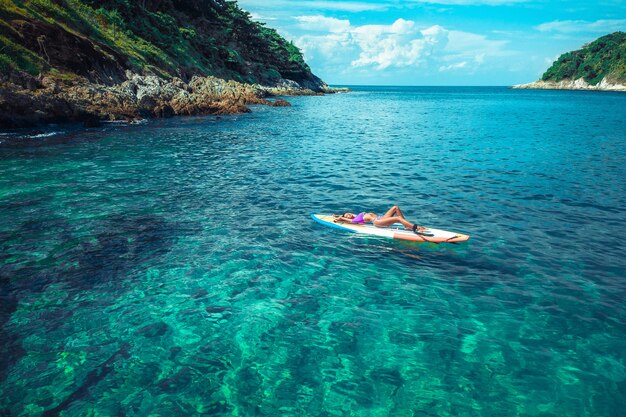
[0,86,625,416]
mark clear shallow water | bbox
[0,86,625,416]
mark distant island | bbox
[514,32,626,92]
[0,0,343,128]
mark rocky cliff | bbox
[0,70,342,127]
[513,32,626,92]
[512,78,626,92]
[0,0,344,127]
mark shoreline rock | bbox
[0,71,349,128]
[512,77,626,92]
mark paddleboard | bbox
[311,214,470,243]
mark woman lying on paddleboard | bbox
[333,205,427,233]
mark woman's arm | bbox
[333,215,353,222]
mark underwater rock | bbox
[136,321,169,338]
[157,367,193,393]
[200,401,233,416]
[169,346,182,361]
[191,288,208,299]
[0,294,25,384]
[42,343,129,417]
[205,306,228,314]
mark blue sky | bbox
[237,0,626,86]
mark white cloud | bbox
[249,13,277,21]
[544,54,559,66]
[297,32,356,64]
[296,16,351,33]
[350,20,440,69]
[300,1,388,11]
[294,17,510,72]
[535,19,626,33]
[241,0,529,11]
[405,0,529,4]
[439,61,467,71]
[445,30,511,62]
[238,0,386,12]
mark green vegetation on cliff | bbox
[541,32,626,85]
[0,0,318,86]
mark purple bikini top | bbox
[352,212,366,223]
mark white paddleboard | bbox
[311,214,469,243]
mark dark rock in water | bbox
[205,306,227,314]
[136,321,169,338]
[388,330,418,346]
[38,308,74,332]
[157,367,193,393]
[198,343,214,354]
[64,213,184,291]
[234,365,263,397]
[0,212,194,303]
[191,288,208,299]
[0,82,79,128]
[83,117,101,128]
[169,346,182,360]
[205,306,232,320]
[42,343,129,417]
[135,362,161,387]
[369,368,404,390]
[36,389,55,408]
[0,333,26,386]
[269,98,292,107]
[0,292,26,384]
[202,401,233,416]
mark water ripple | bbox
[0,87,625,416]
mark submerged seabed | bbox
[1,87,625,416]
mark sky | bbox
[237,0,626,86]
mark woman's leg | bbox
[374,215,426,232]
[381,205,401,219]
[381,205,408,220]
[374,216,413,229]
[393,205,407,219]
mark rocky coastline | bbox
[0,71,348,128]
[513,77,626,92]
